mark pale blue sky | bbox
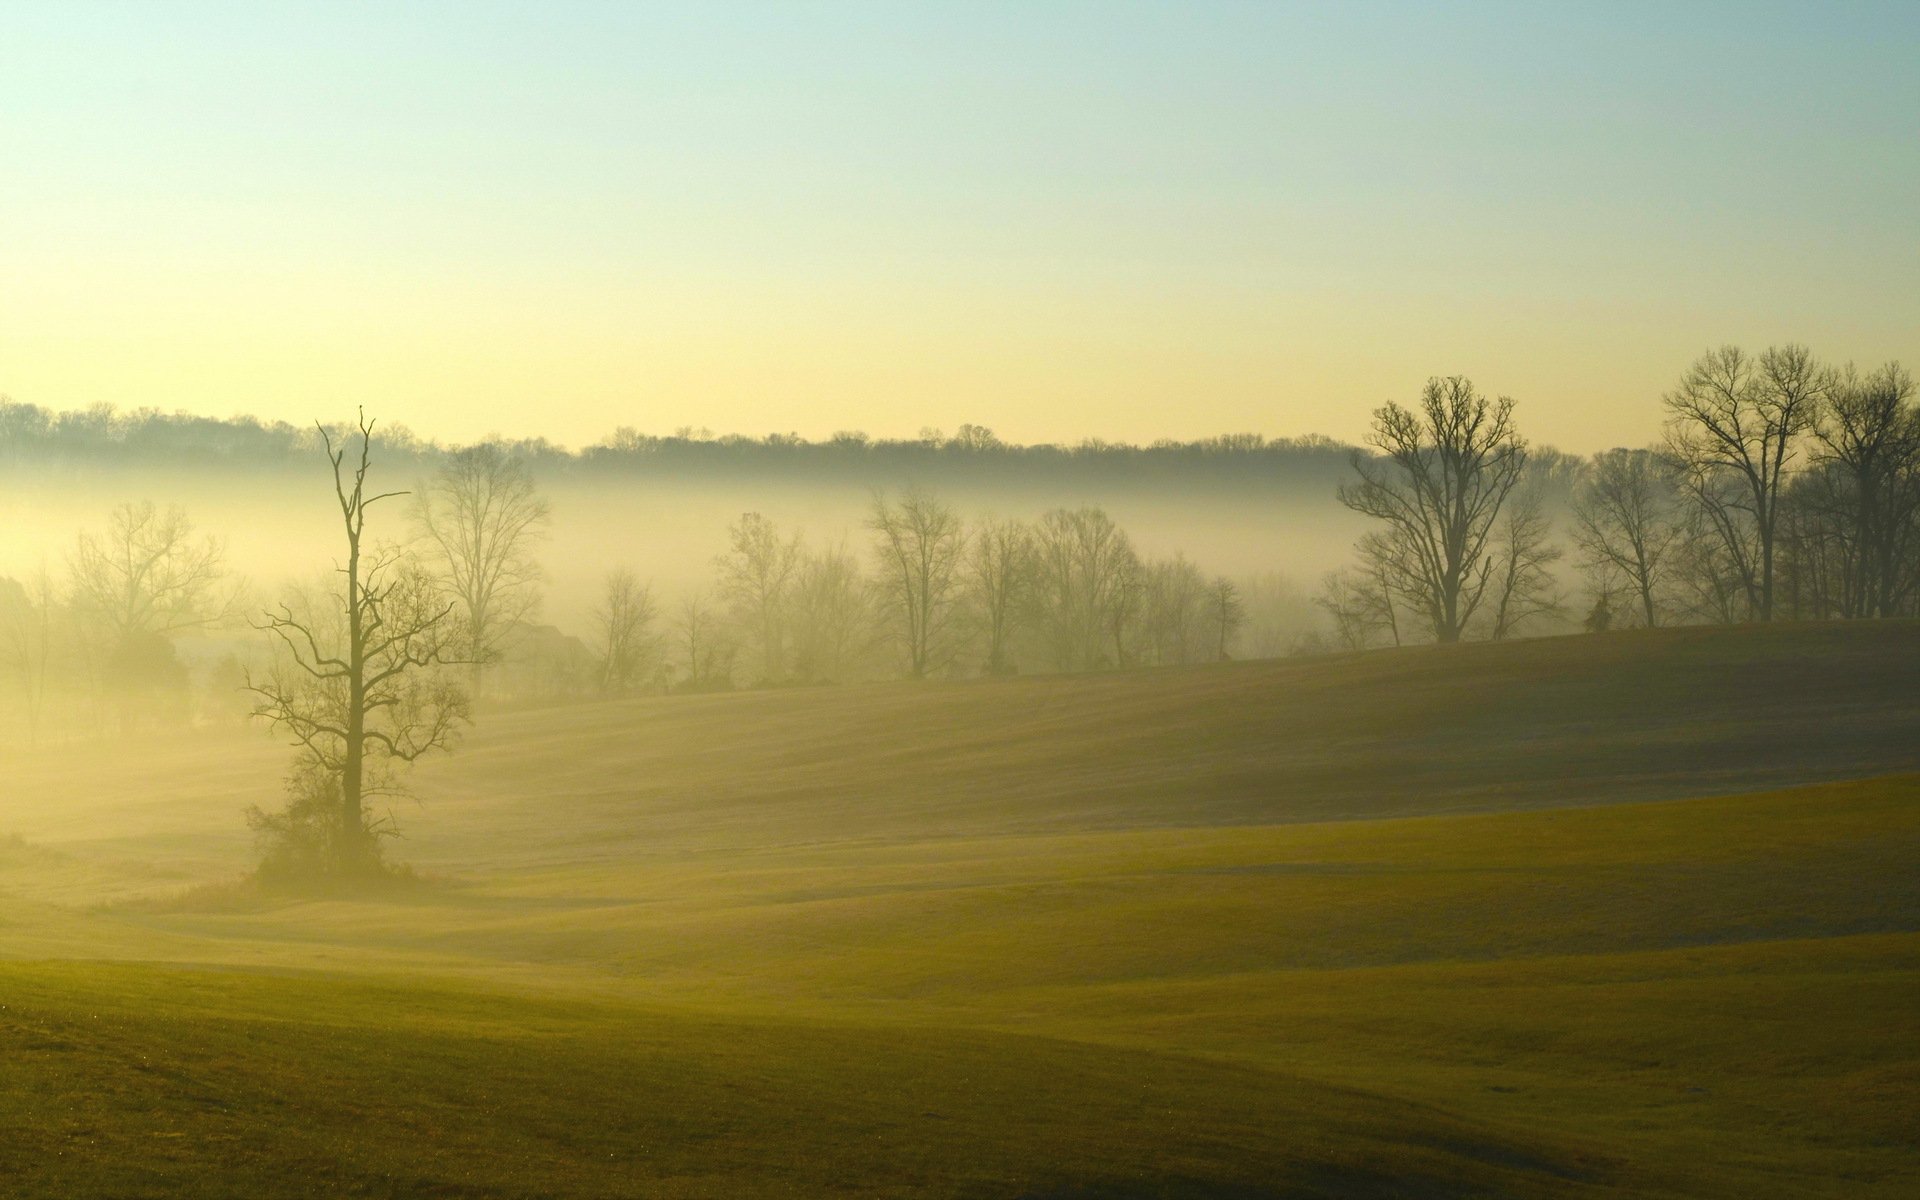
[2,2,1915,449]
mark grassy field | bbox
[3,622,1918,1196]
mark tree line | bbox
[1317,345,1918,649]
[0,413,1260,879]
[4,341,1915,881]
[622,498,1248,694]
[0,399,1351,489]
[0,427,1265,751]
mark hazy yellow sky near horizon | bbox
[3,3,1916,452]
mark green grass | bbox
[2,960,1630,1200]
[3,622,1919,1196]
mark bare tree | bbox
[1483,489,1565,640]
[1136,555,1210,666]
[674,590,738,691]
[714,512,802,685]
[1206,576,1244,661]
[790,543,878,684]
[1031,506,1139,672]
[412,443,551,684]
[1316,567,1396,652]
[247,412,470,876]
[1775,469,1852,619]
[1337,377,1527,643]
[1811,361,1920,618]
[965,516,1034,675]
[1107,553,1146,669]
[1671,496,1755,626]
[0,568,57,747]
[69,501,233,640]
[1571,448,1687,629]
[1345,542,1408,648]
[1662,344,1827,621]
[868,488,967,678]
[592,569,658,695]
[67,501,236,731]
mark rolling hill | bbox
[2,622,1918,1197]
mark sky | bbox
[2,2,1916,452]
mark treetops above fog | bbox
[0,404,1345,464]
[0,401,1405,484]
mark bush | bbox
[245,761,401,889]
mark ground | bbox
[2,622,1917,1197]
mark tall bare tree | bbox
[1775,469,1852,619]
[790,543,877,684]
[0,568,57,747]
[965,516,1033,675]
[675,590,737,691]
[1353,545,1405,647]
[591,569,658,695]
[1671,496,1756,625]
[1107,553,1146,669]
[868,487,967,678]
[247,412,469,876]
[1811,361,1920,618]
[1571,449,1686,629]
[1317,566,1397,651]
[1206,576,1245,661]
[69,501,233,640]
[1484,489,1565,640]
[68,501,236,730]
[714,512,802,685]
[1663,344,1827,621]
[1337,377,1527,643]
[412,443,551,684]
[1136,555,1210,666]
[1031,506,1139,671]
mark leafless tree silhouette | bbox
[591,569,658,695]
[412,442,550,686]
[1810,361,1919,618]
[1206,576,1244,661]
[715,513,802,685]
[1572,449,1686,629]
[790,542,877,684]
[1663,345,1828,622]
[675,590,738,691]
[1485,489,1564,641]
[1317,567,1396,651]
[1337,377,1527,643]
[869,488,966,678]
[1032,506,1139,671]
[246,411,469,875]
[69,501,235,639]
[0,567,57,747]
[1137,555,1210,666]
[966,516,1034,675]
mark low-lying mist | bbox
[0,420,1411,750]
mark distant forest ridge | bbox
[0,398,1586,490]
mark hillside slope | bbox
[3,622,1918,1198]
[8,621,1918,874]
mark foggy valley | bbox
[5,349,1919,1199]
[5,4,1919,1198]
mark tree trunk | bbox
[1759,532,1775,622]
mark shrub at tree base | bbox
[244,763,408,891]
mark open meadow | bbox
[8,5,1920,1195]
[2,622,1918,1197]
